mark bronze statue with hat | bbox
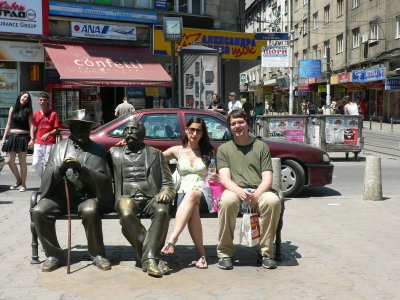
[109,118,175,278]
[32,109,114,272]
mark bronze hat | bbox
[64,109,98,128]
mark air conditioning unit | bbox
[361,35,368,43]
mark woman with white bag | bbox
[161,117,217,269]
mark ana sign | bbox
[0,0,48,35]
[71,22,137,41]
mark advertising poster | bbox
[307,124,320,148]
[183,54,218,108]
[0,69,18,108]
[325,117,344,144]
[343,117,359,145]
[269,118,305,142]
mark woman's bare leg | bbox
[161,191,201,255]
[187,207,208,268]
[18,151,28,188]
[7,152,21,185]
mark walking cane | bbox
[63,176,72,274]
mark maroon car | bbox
[84,108,333,197]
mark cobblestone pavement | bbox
[0,121,399,299]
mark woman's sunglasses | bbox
[187,127,203,134]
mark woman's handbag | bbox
[1,143,7,153]
[239,208,261,247]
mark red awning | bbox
[44,43,172,87]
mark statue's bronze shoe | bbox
[158,259,171,275]
[93,255,111,271]
[142,259,162,278]
[42,257,61,272]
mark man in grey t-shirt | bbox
[115,96,135,117]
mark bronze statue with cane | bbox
[31,110,114,273]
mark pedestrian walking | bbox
[115,96,135,117]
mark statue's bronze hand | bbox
[156,190,171,204]
[62,157,82,173]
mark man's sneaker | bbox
[218,257,233,270]
[262,257,277,269]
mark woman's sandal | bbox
[10,182,22,190]
[195,256,208,269]
[161,242,175,256]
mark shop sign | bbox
[318,85,327,92]
[0,0,47,35]
[0,41,44,62]
[330,75,339,85]
[71,22,137,41]
[338,72,351,83]
[298,60,321,78]
[352,67,385,82]
[240,73,247,84]
[127,87,145,98]
[49,1,157,24]
[145,87,159,97]
[295,91,308,96]
[297,78,309,92]
[385,78,400,90]
[153,25,264,60]
[261,46,289,68]
[154,0,168,10]
[0,69,18,108]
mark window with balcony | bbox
[313,12,318,30]
[303,49,308,60]
[352,28,360,48]
[396,16,400,38]
[294,23,299,39]
[370,22,379,42]
[324,5,330,23]
[352,0,360,8]
[337,0,344,17]
[303,0,308,5]
[336,34,344,53]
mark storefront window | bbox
[0,61,18,138]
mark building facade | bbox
[242,0,400,120]
[0,0,241,131]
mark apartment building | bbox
[242,0,290,113]
[243,0,400,120]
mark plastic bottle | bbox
[241,188,252,213]
[208,159,216,179]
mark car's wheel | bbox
[281,159,305,197]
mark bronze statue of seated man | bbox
[32,109,114,272]
[109,118,175,278]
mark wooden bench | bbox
[29,190,285,264]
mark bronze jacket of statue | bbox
[109,145,175,208]
[40,138,114,213]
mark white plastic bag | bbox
[239,212,261,247]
